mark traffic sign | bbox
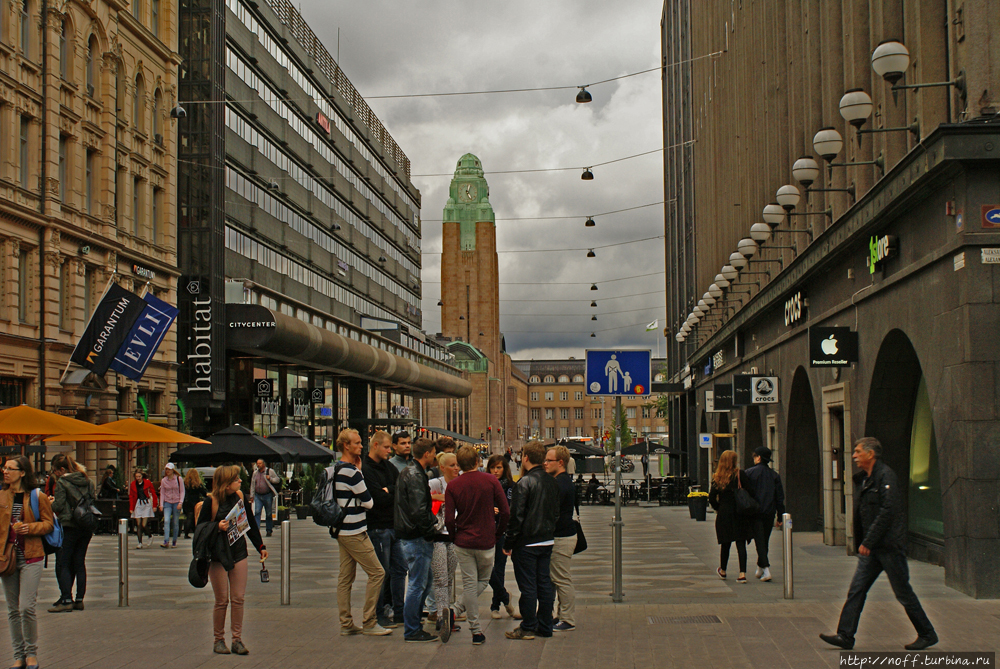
[585,349,651,396]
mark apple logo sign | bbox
[821,335,839,356]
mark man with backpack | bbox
[744,446,785,582]
[250,459,281,538]
[324,429,390,637]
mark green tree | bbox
[610,404,633,449]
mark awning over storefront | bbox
[421,426,486,445]
[226,305,472,399]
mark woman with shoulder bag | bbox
[48,454,95,613]
[708,450,754,583]
[197,465,267,655]
[183,468,207,539]
[1,456,55,669]
[486,455,517,620]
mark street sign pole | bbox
[612,394,624,602]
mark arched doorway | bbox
[743,405,764,468]
[863,330,943,561]
[786,366,821,531]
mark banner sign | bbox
[809,327,859,367]
[70,283,146,375]
[109,294,178,381]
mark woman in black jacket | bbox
[708,450,754,583]
[183,468,207,539]
[486,455,517,619]
[197,465,267,655]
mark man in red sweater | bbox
[445,446,510,646]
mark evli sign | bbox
[809,326,859,367]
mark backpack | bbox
[62,478,101,533]
[29,489,63,555]
[309,463,355,537]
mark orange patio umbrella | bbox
[0,405,127,456]
[45,418,210,473]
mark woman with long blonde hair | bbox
[196,465,267,655]
[182,468,207,539]
[708,450,754,583]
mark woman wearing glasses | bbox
[1,456,55,669]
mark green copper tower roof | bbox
[443,153,495,251]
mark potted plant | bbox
[300,469,316,507]
[687,490,709,521]
[276,506,290,522]
[294,504,310,519]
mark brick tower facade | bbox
[440,154,500,366]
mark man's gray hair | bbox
[855,437,882,458]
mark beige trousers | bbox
[337,532,386,630]
[550,535,576,626]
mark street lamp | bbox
[708,283,724,297]
[792,156,820,188]
[871,40,965,103]
[750,222,772,243]
[581,168,594,181]
[576,87,593,103]
[841,87,918,144]
[729,251,747,270]
[702,292,716,306]
[587,249,596,258]
[713,274,730,289]
[721,265,738,281]
[815,127,884,175]
[776,184,801,212]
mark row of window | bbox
[2,245,99,329]
[538,426,657,440]
[225,0,420,221]
[530,406,651,421]
[528,374,585,384]
[225,226,418,329]
[226,51,418,271]
[530,391,585,402]
[225,166,419,313]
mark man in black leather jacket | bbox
[503,441,559,640]
[744,446,785,582]
[821,437,937,652]
[394,438,438,642]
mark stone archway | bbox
[786,366,822,532]
[863,329,942,562]
[743,405,765,469]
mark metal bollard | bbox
[280,520,291,605]
[118,519,129,607]
[782,513,793,599]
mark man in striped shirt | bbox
[333,429,391,637]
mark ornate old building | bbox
[0,0,180,470]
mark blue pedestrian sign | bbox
[585,349,651,396]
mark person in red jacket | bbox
[445,446,510,645]
[129,470,159,549]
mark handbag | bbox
[573,519,588,554]
[30,489,63,555]
[0,538,16,577]
[734,472,760,516]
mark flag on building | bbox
[645,319,658,332]
[109,293,179,381]
[70,283,147,375]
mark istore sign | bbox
[809,326,859,367]
[868,234,898,274]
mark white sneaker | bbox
[755,567,763,579]
[491,610,502,619]
[761,568,772,582]
[136,542,143,549]
[363,624,392,636]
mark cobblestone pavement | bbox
[3,504,998,668]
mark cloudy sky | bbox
[300,0,668,360]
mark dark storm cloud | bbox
[300,0,667,358]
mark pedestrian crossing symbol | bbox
[585,350,651,397]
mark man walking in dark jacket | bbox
[820,437,937,651]
[744,446,785,582]
[503,441,559,640]
[394,438,438,643]
[362,430,402,629]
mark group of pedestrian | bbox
[325,430,578,645]
[710,440,937,651]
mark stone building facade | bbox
[0,0,179,470]
[662,0,1000,597]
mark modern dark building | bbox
[662,1,1000,597]
[176,0,470,441]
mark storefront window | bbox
[909,377,943,540]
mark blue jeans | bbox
[511,545,554,635]
[369,528,405,619]
[162,501,180,544]
[490,542,510,610]
[253,492,274,534]
[399,538,433,637]
[836,549,935,643]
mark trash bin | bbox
[687,495,708,521]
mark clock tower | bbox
[441,154,500,367]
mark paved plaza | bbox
[4,503,998,668]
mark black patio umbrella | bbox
[558,440,607,458]
[267,428,335,464]
[620,440,651,456]
[170,424,294,465]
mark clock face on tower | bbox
[458,183,478,203]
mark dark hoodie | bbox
[53,471,96,529]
